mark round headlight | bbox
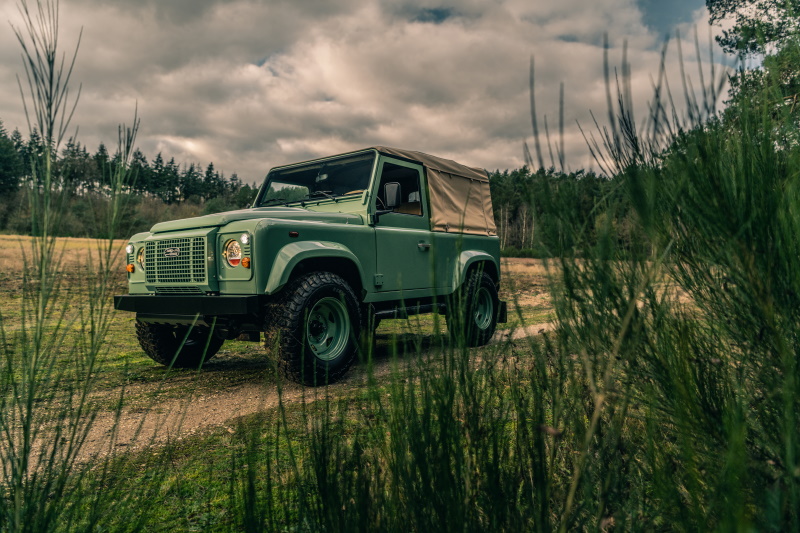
[137,248,146,270]
[224,239,242,267]
[125,244,134,254]
[240,233,250,245]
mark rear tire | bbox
[446,270,499,347]
[135,321,224,368]
[264,272,361,386]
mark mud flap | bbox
[498,300,508,323]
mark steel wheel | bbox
[446,269,499,347]
[473,285,495,331]
[306,296,350,361]
[264,271,361,385]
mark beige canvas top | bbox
[373,146,497,236]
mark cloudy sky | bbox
[0,0,727,183]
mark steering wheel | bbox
[344,189,365,195]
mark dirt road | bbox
[78,322,553,461]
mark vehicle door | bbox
[372,157,435,294]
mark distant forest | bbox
[0,119,258,239]
[0,119,629,257]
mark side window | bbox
[377,162,423,216]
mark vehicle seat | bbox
[395,201,421,215]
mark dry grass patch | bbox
[0,234,128,272]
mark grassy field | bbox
[0,234,554,407]
[5,7,799,524]
[3,216,798,529]
[0,233,564,530]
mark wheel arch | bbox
[452,251,499,292]
[265,241,366,298]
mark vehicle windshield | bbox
[256,152,375,207]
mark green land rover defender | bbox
[114,147,506,384]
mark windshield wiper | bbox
[305,190,338,202]
[261,198,289,207]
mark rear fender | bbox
[452,251,499,292]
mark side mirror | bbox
[384,182,401,209]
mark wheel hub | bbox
[473,286,494,330]
[309,317,326,338]
[305,297,350,361]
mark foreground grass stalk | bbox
[0,16,795,533]
[111,35,799,532]
[0,2,170,531]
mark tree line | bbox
[0,115,627,252]
[0,122,257,237]
[0,119,693,258]
[1,0,796,251]
[488,167,643,257]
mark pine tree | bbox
[203,162,225,200]
[129,149,149,193]
[161,157,180,204]
[0,120,23,195]
[180,163,202,202]
[92,143,110,192]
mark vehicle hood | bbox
[150,207,364,233]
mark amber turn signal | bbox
[241,257,251,268]
[126,264,135,273]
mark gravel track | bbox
[77,322,553,461]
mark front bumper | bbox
[114,294,264,315]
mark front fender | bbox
[265,241,365,294]
[452,251,498,292]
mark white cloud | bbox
[0,0,729,184]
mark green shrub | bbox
[218,39,800,532]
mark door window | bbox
[376,162,423,216]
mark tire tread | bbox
[264,272,361,385]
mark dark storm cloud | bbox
[0,0,726,183]
[67,0,365,24]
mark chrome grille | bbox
[145,237,206,284]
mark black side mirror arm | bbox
[371,209,394,225]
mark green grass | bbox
[67,334,546,531]
[7,2,800,530]
[0,238,552,412]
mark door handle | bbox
[417,242,431,251]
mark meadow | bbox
[0,233,555,451]
[0,233,553,400]
[5,104,800,532]
[5,0,800,530]
[13,224,790,531]
[0,233,570,530]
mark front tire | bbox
[264,272,361,386]
[135,321,224,368]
